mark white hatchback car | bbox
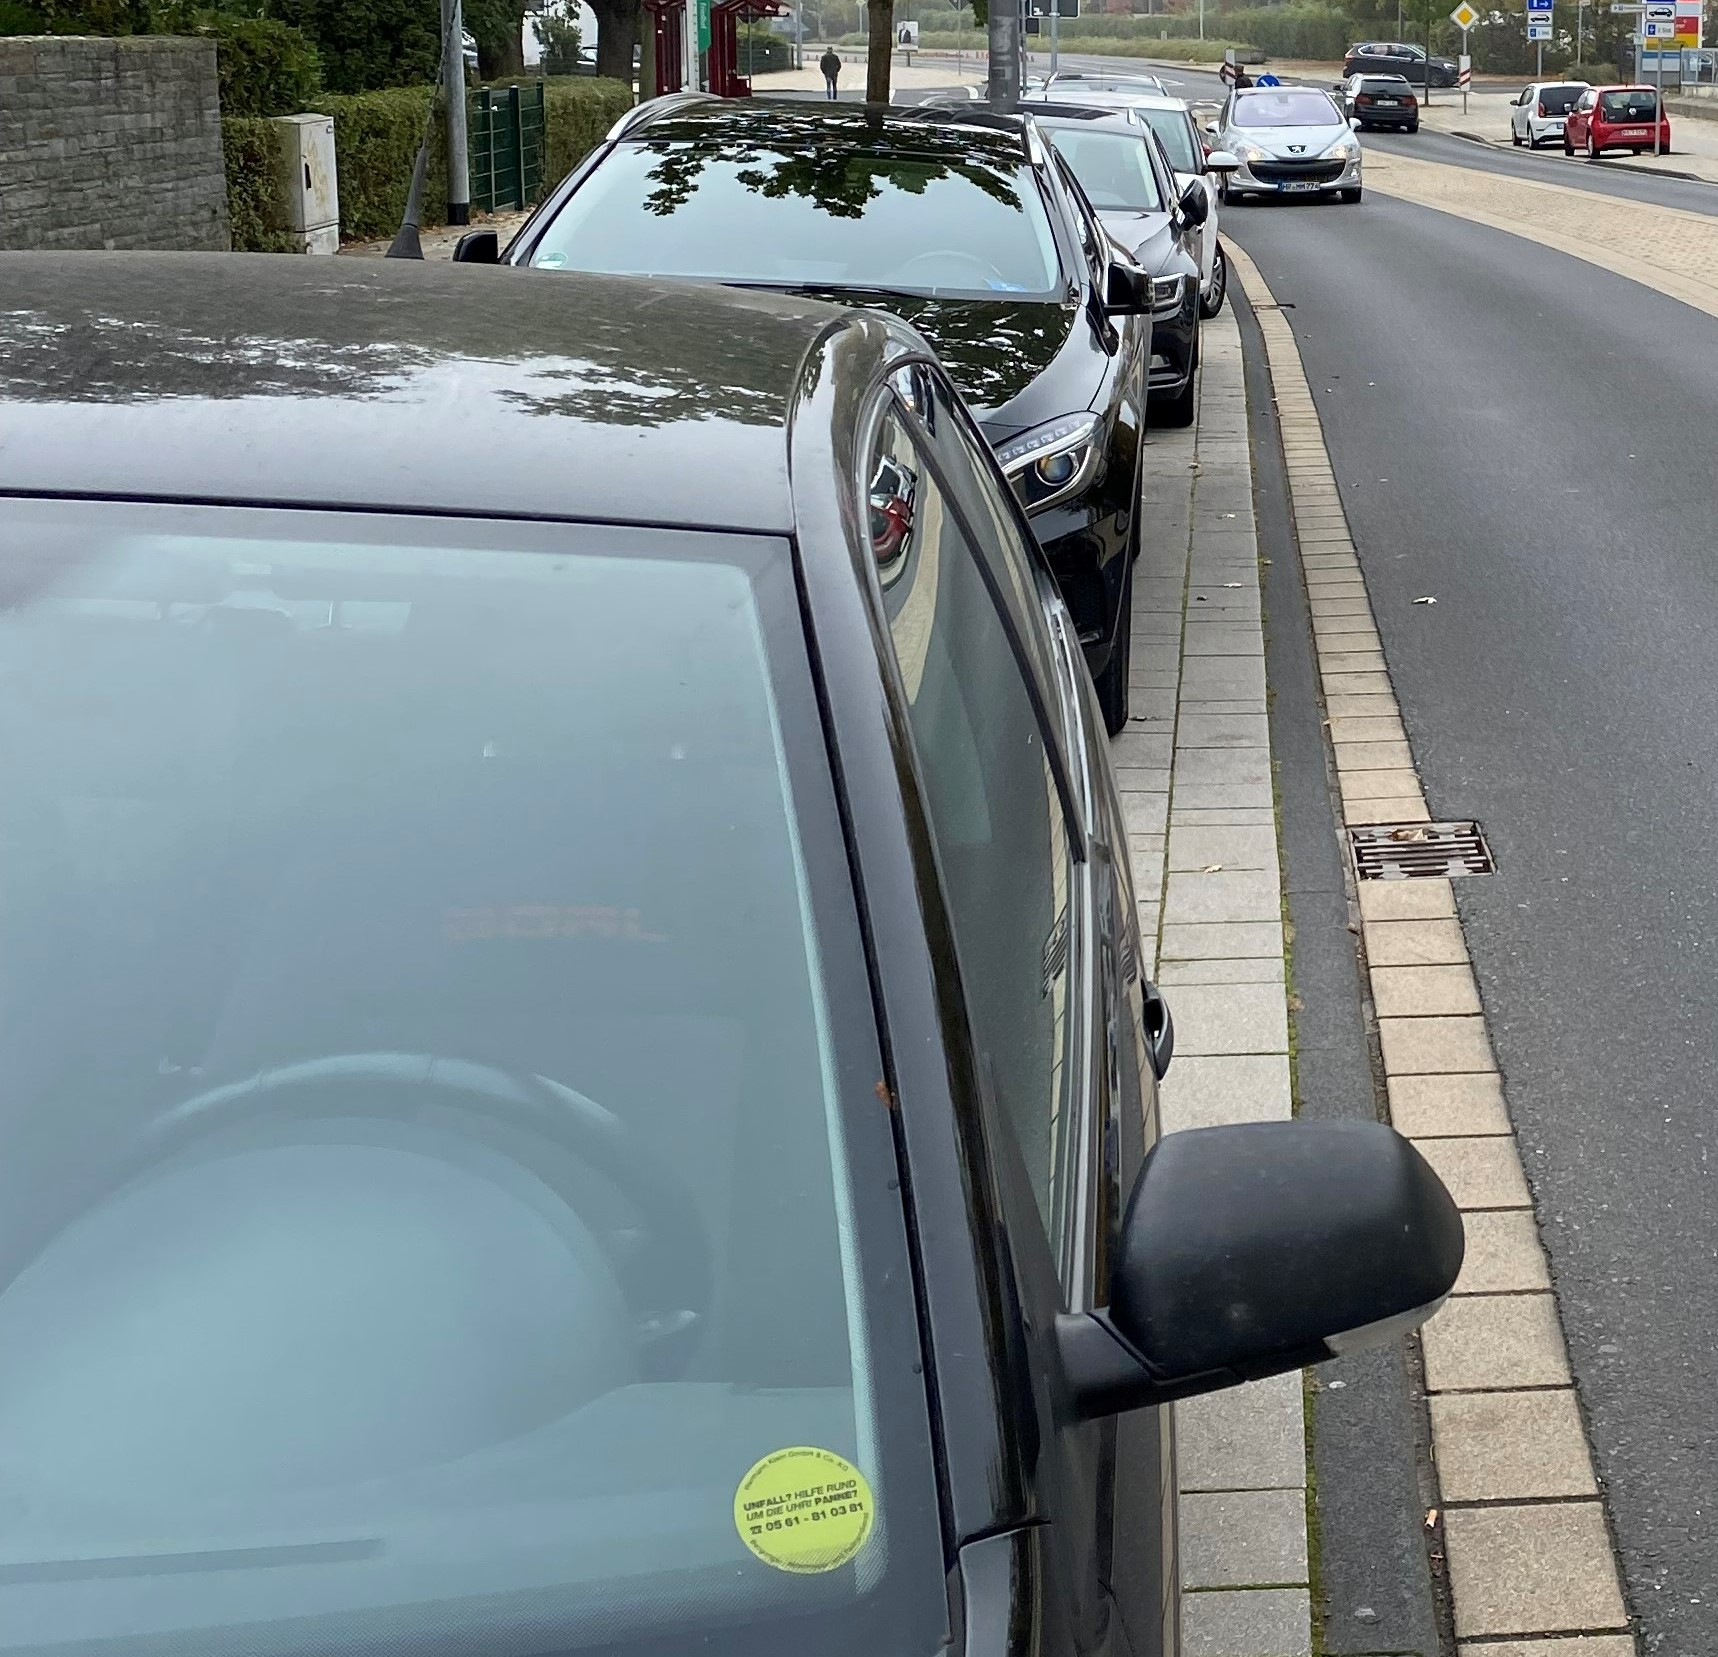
[1509,80,1589,148]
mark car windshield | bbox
[530,139,1063,299]
[1232,90,1343,127]
[1540,84,1586,113]
[1136,106,1200,172]
[1600,89,1658,119]
[0,501,945,1657]
[1360,77,1411,92]
[1047,127,1166,212]
[1053,73,1164,93]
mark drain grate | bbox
[1348,820,1495,881]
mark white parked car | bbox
[1211,85,1363,205]
[1127,94,1239,318]
[1510,80,1589,148]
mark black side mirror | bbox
[1056,1121,1463,1419]
[452,229,500,264]
[1103,261,1151,315]
[1177,180,1209,227]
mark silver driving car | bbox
[1210,85,1363,204]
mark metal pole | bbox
[441,0,470,226]
[1050,0,1059,74]
[1462,23,1469,112]
[1199,0,1205,40]
[1576,0,1583,66]
[1657,41,1664,151]
[794,0,802,69]
[987,0,1021,107]
[1537,38,1544,74]
[1426,11,1433,104]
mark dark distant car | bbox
[0,251,1464,1657]
[1343,40,1458,86]
[1341,72,1419,131]
[1034,106,1206,426]
[1564,83,1671,155]
[478,96,1158,732]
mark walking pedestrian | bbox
[820,47,841,100]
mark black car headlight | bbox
[1152,273,1191,315]
[995,413,1104,516]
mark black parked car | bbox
[0,253,1463,1657]
[464,96,1154,734]
[1342,40,1459,86]
[1032,106,1206,427]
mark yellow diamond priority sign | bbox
[1449,1,1479,27]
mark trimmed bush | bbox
[266,0,441,94]
[223,114,301,251]
[736,22,792,74]
[208,14,324,117]
[542,74,632,185]
[319,85,447,241]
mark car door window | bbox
[864,401,1080,1246]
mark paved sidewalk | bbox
[1118,309,1312,1654]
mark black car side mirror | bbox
[1103,261,1152,315]
[452,229,500,264]
[1177,180,1209,227]
[1055,1121,1463,1420]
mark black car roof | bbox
[0,252,879,530]
[621,95,1033,164]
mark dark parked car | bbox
[468,96,1155,733]
[1342,40,1459,86]
[1341,72,1420,131]
[0,252,1463,1657]
[1033,106,1206,426]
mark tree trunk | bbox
[478,32,527,80]
[590,0,641,82]
[865,0,891,100]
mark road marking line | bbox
[1225,238,1634,1645]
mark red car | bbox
[1564,84,1671,157]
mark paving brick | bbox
[1371,964,1481,1018]
[1121,791,1169,837]
[1421,1294,1571,1391]
[1165,869,1281,925]
[1457,1639,1635,1657]
[1325,693,1400,718]
[1181,1490,1308,1588]
[1415,1135,1531,1208]
[1345,795,1433,826]
[1333,738,1415,770]
[1431,1389,1596,1500]
[1175,747,1274,789]
[1379,1015,1496,1075]
[1158,955,1286,987]
[1365,917,1469,966]
[1112,732,1175,769]
[1178,713,1271,749]
[1176,1370,1306,1489]
[1168,982,1289,1056]
[1359,878,1456,921]
[1387,1072,1511,1136]
[1182,1587,1311,1656]
[1168,824,1280,872]
[1442,1503,1626,1637]
[1338,768,1424,801]
[1160,921,1285,960]
[1454,1209,1553,1294]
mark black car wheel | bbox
[1564,135,1575,155]
[1200,244,1227,319]
[1096,559,1133,736]
[1338,186,1362,203]
[1512,127,1524,146]
[1407,120,1420,133]
[1589,134,1601,158]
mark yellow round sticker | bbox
[733,1446,875,1574]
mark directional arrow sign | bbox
[1450,2,1479,29]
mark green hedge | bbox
[736,23,793,74]
[542,75,633,185]
[223,115,301,252]
[220,76,631,248]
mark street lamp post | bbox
[441,0,470,225]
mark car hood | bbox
[1094,210,1178,274]
[782,289,1083,421]
[1229,124,1349,158]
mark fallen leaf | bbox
[1413,595,1437,605]
[1222,512,1237,519]
[1390,826,1432,842]
[1195,595,1207,602]
[1202,864,1223,873]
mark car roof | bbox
[1028,105,1149,134]
[0,252,881,531]
[619,94,1032,165]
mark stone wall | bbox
[0,35,229,252]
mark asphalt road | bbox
[1224,185,1718,1652]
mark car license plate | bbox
[1282,181,1321,192]
[1623,127,1648,137]
[1376,97,1399,105]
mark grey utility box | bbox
[271,113,340,254]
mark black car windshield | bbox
[1052,73,1161,92]
[1540,84,1586,113]
[1046,127,1166,212]
[1135,107,1200,173]
[1233,90,1344,127]
[0,501,945,1657]
[1600,88,1659,119]
[1359,77,1412,92]
[530,139,1063,298]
